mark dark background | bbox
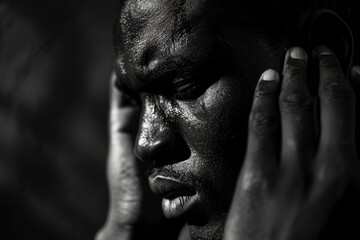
[0,0,120,239]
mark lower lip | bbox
[162,193,200,219]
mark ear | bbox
[302,9,354,73]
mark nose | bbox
[134,97,190,167]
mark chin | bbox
[188,212,227,240]
[179,191,228,240]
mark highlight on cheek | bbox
[199,77,238,112]
[175,80,222,122]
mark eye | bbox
[170,68,220,101]
[171,78,208,101]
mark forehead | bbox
[122,0,210,20]
[117,0,226,80]
[121,0,213,36]
[119,0,217,56]
[118,0,299,52]
[116,0,303,81]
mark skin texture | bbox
[96,0,360,240]
[224,47,360,240]
[113,1,285,238]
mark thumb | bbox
[109,72,141,136]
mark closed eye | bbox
[170,77,208,101]
[116,50,223,101]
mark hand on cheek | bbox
[224,46,360,240]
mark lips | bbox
[149,175,200,218]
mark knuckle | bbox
[317,166,347,194]
[319,55,341,69]
[249,108,278,134]
[254,81,278,99]
[319,60,340,69]
[280,91,312,113]
[321,81,355,105]
[315,153,348,191]
[283,63,307,79]
[241,169,271,194]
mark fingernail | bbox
[351,66,360,83]
[261,69,279,81]
[351,66,360,88]
[289,47,308,61]
[352,66,360,75]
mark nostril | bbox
[134,127,191,167]
[139,45,159,70]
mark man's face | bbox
[116,0,293,238]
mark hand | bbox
[224,46,360,240]
[95,73,164,240]
[95,73,142,240]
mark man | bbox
[97,0,360,239]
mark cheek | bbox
[177,76,251,175]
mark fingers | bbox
[244,46,356,185]
[99,73,143,237]
[245,69,281,172]
[310,48,357,208]
[225,70,281,239]
[110,72,141,135]
[351,66,360,159]
[280,47,315,171]
[244,47,315,176]
[350,66,360,90]
[316,46,355,149]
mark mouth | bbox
[149,175,200,219]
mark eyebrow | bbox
[123,48,219,94]
[115,5,236,93]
